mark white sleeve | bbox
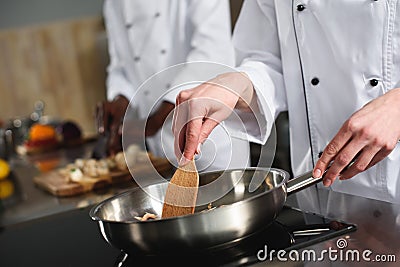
[393,80,400,90]
[103,0,139,103]
[228,0,288,145]
[162,0,235,104]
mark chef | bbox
[99,0,250,171]
[173,0,400,203]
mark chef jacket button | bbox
[144,90,149,96]
[161,49,167,54]
[369,79,379,87]
[134,56,141,62]
[311,77,319,86]
[154,12,161,18]
[297,4,306,11]
[126,23,133,29]
[166,83,171,89]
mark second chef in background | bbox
[100,0,250,171]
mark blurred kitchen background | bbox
[0,0,290,172]
[0,0,107,137]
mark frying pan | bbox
[90,167,324,254]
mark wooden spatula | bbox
[162,159,199,218]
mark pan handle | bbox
[286,171,322,195]
[286,155,358,195]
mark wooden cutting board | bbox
[33,157,171,197]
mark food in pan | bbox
[200,202,224,213]
[134,212,158,221]
[133,202,221,222]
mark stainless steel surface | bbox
[90,168,290,252]
[286,171,323,195]
[286,156,358,195]
[283,189,400,266]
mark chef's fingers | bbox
[180,97,209,163]
[366,147,394,170]
[338,146,380,180]
[313,124,353,179]
[96,102,107,134]
[181,116,203,164]
[175,122,186,161]
[198,117,220,145]
[173,89,193,158]
[174,125,186,161]
[172,101,188,160]
[104,101,116,135]
[108,119,122,155]
[173,89,195,127]
[321,139,366,186]
[196,98,232,145]
[172,95,181,136]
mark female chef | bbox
[99,0,250,171]
[173,0,400,203]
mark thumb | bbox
[198,118,219,144]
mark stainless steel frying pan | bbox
[90,167,323,254]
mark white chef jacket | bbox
[231,0,400,203]
[103,0,250,171]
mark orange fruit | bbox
[29,124,56,141]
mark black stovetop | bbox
[0,205,356,267]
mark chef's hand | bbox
[96,95,129,155]
[314,88,400,186]
[172,72,255,164]
[123,101,175,138]
[97,96,175,155]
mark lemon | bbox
[0,179,14,199]
[0,159,10,180]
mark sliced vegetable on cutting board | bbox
[33,145,172,197]
[162,159,199,218]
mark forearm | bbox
[145,102,175,137]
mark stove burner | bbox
[115,221,293,266]
[114,207,356,267]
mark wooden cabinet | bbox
[0,16,107,136]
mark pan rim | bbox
[89,167,290,224]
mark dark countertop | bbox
[0,206,121,267]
